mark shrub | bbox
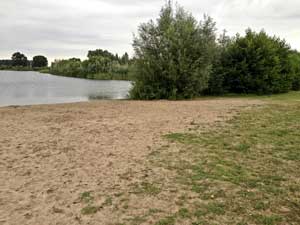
[50,58,82,77]
[210,29,294,94]
[130,2,217,99]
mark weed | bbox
[133,182,161,196]
[155,216,176,225]
[81,205,99,215]
[80,191,94,203]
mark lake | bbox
[0,71,132,107]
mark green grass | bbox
[79,192,114,216]
[150,92,300,224]
[256,91,300,101]
[133,181,161,196]
[177,208,190,218]
[75,92,300,224]
[103,196,113,206]
[80,191,94,203]
[81,205,99,215]
[155,216,176,225]
[195,91,300,102]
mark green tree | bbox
[211,29,294,94]
[130,2,217,99]
[87,49,117,61]
[32,55,48,68]
[0,60,12,67]
[11,52,28,67]
[50,58,82,77]
[82,56,112,75]
[121,52,129,64]
[289,50,300,91]
[206,30,233,95]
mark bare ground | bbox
[0,99,261,225]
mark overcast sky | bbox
[1,0,299,62]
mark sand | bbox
[0,99,261,225]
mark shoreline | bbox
[0,99,131,109]
[0,69,132,81]
[0,68,134,82]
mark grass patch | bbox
[177,208,191,218]
[164,133,200,144]
[252,214,283,225]
[133,182,161,196]
[126,216,148,224]
[103,196,113,206]
[153,92,300,224]
[198,91,300,102]
[81,205,99,215]
[155,216,176,225]
[80,191,94,203]
[204,202,226,215]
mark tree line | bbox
[50,50,132,80]
[0,52,48,70]
[130,2,300,99]
[0,49,132,80]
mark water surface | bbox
[0,71,132,107]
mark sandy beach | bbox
[0,99,261,225]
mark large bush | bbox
[210,29,294,94]
[130,2,217,99]
[50,58,82,77]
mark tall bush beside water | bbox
[130,2,217,99]
[51,58,83,78]
[209,29,295,94]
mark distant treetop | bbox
[11,52,28,67]
[87,49,117,61]
[32,55,48,68]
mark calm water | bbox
[0,71,132,107]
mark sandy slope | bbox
[0,99,261,225]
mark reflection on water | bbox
[0,71,132,107]
[88,94,115,100]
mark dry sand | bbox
[0,99,261,225]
